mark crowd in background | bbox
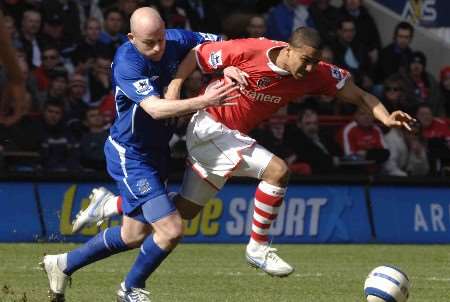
[0,0,449,177]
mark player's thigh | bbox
[150,210,184,241]
[121,215,153,247]
[179,166,226,207]
[232,143,275,179]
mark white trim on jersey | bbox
[108,136,139,200]
[131,104,138,135]
[266,45,290,75]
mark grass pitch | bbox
[0,243,448,302]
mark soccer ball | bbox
[364,265,410,302]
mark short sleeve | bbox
[113,58,159,104]
[195,40,242,73]
[308,62,351,97]
[173,29,222,54]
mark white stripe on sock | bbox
[103,228,111,251]
[252,224,269,235]
[253,211,273,224]
[258,181,286,197]
[254,199,279,215]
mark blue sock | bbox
[125,234,169,289]
[64,226,130,275]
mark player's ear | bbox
[127,33,134,43]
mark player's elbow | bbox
[140,99,169,120]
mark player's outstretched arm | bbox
[165,49,198,100]
[336,80,415,131]
[165,46,248,100]
[140,80,238,119]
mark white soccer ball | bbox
[364,265,410,302]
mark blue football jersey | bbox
[109,29,220,161]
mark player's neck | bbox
[269,47,288,70]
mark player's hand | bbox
[223,66,249,86]
[384,110,416,131]
[201,80,239,107]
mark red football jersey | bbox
[195,38,350,134]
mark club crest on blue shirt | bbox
[133,78,153,95]
[136,178,152,194]
[208,50,223,69]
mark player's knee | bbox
[264,157,290,185]
[122,232,147,248]
[163,219,184,245]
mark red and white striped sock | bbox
[250,181,286,246]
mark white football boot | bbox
[40,255,70,302]
[245,244,294,277]
[117,282,151,302]
[72,187,117,233]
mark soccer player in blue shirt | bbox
[41,7,237,302]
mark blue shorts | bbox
[105,137,176,223]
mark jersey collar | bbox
[266,45,290,76]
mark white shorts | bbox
[180,110,274,206]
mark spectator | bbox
[287,108,341,174]
[339,107,390,165]
[87,54,112,106]
[71,49,95,105]
[376,21,414,82]
[76,0,104,30]
[321,44,334,63]
[33,46,62,92]
[3,14,22,49]
[266,0,315,42]
[331,16,371,76]
[41,0,82,51]
[383,126,429,176]
[19,9,43,68]
[72,17,104,65]
[245,14,266,38]
[38,68,68,106]
[65,73,89,140]
[380,74,410,114]
[438,66,450,116]
[251,116,295,162]
[339,0,380,65]
[118,0,140,33]
[0,92,43,152]
[39,101,79,171]
[405,51,442,115]
[98,8,127,51]
[415,103,450,174]
[79,107,108,170]
[177,0,221,32]
[308,0,339,43]
[155,0,192,30]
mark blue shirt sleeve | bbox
[113,55,160,104]
[172,29,222,53]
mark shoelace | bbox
[129,288,151,302]
[264,247,281,264]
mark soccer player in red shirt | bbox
[73,27,414,277]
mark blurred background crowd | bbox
[0,0,449,177]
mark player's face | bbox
[129,26,166,61]
[287,46,321,79]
